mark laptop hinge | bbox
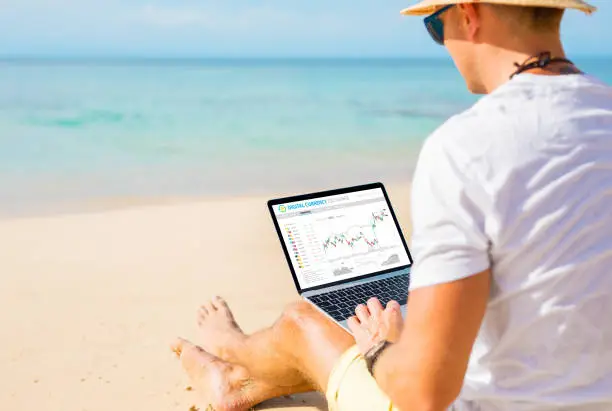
[301,269,410,298]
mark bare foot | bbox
[197,296,246,361]
[171,338,262,411]
[347,298,404,355]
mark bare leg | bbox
[196,297,355,391]
[172,297,404,410]
[171,338,313,411]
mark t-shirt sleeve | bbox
[409,131,491,290]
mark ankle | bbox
[219,335,247,364]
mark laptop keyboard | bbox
[308,274,409,322]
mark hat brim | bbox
[400,0,597,16]
[400,0,455,16]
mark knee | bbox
[276,300,319,335]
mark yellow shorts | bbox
[326,345,398,411]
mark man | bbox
[172,0,612,410]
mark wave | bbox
[367,106,462,120]
[24,109,135,128]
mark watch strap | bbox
[364,340,392,376]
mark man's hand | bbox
[347,297,404,355]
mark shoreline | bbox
[0,137,423,220]
[0,174,415,221]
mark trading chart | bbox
[274,188,410,289]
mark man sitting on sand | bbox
[172,1,612,410]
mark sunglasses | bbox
[424,4,455,45]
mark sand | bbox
[0,183,412,411]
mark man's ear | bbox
[457,3,481,41]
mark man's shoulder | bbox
[415,110,484,185]
[423,103,497,157]
[418,95,524,184]
[427,74,612,152]
[423,80,554,157]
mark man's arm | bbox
[360,125,492,409]
[374,268,490,411]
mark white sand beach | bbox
[0,183,412,411]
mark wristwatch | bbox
[364,340,393,376]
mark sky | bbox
[0,0,610,58]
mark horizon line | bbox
[1,54,611,62]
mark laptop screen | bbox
[271,186,411,291]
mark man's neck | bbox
[479,36,567,93]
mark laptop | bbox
[268,182,412,331]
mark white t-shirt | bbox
[409,73,612,411]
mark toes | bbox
[367,298,384,319]
[199,301,217,320]
[171,337,202,359]
[205,300,217,313]
[198,306,209,325]
[212,296,229,311]
[171,337,195,358]
[173,338,213,375]
[170,338,185,358]
[355,304,371,325]
[198,297,230,323]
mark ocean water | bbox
[1,58,610,216]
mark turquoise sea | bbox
[1,58,611,216]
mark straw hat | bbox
[401,0,597,16]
